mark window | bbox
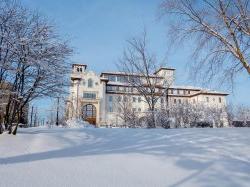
[138,108,141,112]
[88,79,93,88]
[133,97,136,102]
[106,86,112,91]
[77,67,79,72]
[118,107,121,112]
[109,105,113,112]
[108,99,113,112]
[131,76,140,83]
[108,75,116,82]
[206,97,209,102]
[171,89,173,94]
[178,99,181,104]
[177,90,180,94]
[117,96,121,102]
[109,96,113,102]
[161,98,164,104]
[83,93,96,99]
[123,96,128,102]
[138,97,141,103]
[131,87,135,93]
[132,108,136,112]
[79,68,82,72]
[219,97,222,103]
[117,76,128,82]
[128,87,133,92]
[107,86,116,92]
[117,76,122,82]
[174,99,176,104]
[188,90,191,94]
[124,76,129,83]
[82,104,96,118]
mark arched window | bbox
[82,104,96,118]
[88,78,93,88]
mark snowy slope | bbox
[0,127,250,187]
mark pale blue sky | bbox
[22,0,249,119]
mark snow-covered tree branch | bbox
[118,31,172,128]
[0,0,72,134]
[160,0,250,87]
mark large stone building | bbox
[66,64,229,127]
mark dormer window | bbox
[88,78,93,88]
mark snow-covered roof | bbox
[170,85,228,95]
[100,71,163,78]
[201,89,229,95]
[106,81,130,86]
[170,85,202,90]
[154,67,176,74]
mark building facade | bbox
[66,64,229,127]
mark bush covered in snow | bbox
[65,119,95,128]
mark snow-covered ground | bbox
[0,128,250,187]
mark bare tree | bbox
[118,31,172,128]
[236,104,250,126]
[160,0,250,86]
[115,95,132,127]
[155,109,171,128]
[0,1,72,134]
[169,102,226,128]
[206,106,225,127]
[225,102,235,127]
[169,102,199,128]
[114,95,140,128]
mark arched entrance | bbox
[82,104,96,125]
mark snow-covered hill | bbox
[0,127,250,187]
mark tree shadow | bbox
[1,128,250,186]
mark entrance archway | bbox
[82,104,96,125]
